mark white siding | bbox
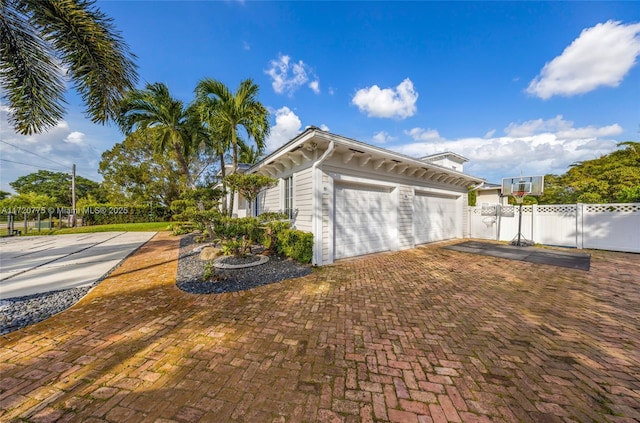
[322,172,330,264]
[398,186,414,249]
[260,183,280,213]
[462,192,469,238]
[294,167,313,232]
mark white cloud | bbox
[372,131,396,143]
[484,129,496,138]
[265,54,319,95]
[352,78,418,119]
[405,127,441,141]
[265,107,302,152]
[243,41,250,51]
[65,131,86,145]
[392,117,622,182]
[309,80,320,94]
[505,115,573,137]
[527,20,640,99]
[319,124,330,131]
[504,115,623,140]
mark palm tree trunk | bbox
[219,152,227,214]
[174,142,206,211]
[228,130,238,217]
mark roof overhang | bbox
[249,128,484,187]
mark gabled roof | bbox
[249,127,484,186]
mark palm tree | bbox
[0,0,138,135]
[118,82,201,190]
[239,143,262,165]
[190,96,231,213]
[195,78,270,215]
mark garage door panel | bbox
[335,184,392,259]
[414,194,458,244]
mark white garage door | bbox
[335,184,392,259]
[414,193,459,244]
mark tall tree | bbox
[195,78,270,215]
[0,0,138,135]
[99,131,185,207]
[9,170,105,204]
[539,142,640,204]
[118,82,202,189]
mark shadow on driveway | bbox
[444,241,591,270]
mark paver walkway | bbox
[1,232,639,422]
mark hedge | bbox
[79,204,171,225]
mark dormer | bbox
[419,152,468,173]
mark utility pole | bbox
[71,164,77,227]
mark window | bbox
[284,176,294,219]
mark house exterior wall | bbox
[321,172,331,264]
[248,130,481,266]
[317,155,467,264]
[259,183,280,214]
[476,188,502,205]
[398,186,414,250]
[293,166,313,232]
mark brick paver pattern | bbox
[1,232,639,422]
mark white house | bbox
[475,182,506,206]
[239,127,484,265]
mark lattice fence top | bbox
[480,205,497,216]
[585,204,640,213]
[538,205,577,213]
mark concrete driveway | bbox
[0,233,638,422]
[0,232,156,299]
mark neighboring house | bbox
[237,127,484,265]
[475,183,506,206]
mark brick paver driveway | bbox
[1,232,638,422]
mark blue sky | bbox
[1,1,639,194]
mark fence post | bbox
[576,203,583,249]
[496,204,502,241]
[532,204,538,244]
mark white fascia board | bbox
[324,135,482,184]
[249,128,484,185]
[248,129,320,174]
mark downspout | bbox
[312,141,335,266]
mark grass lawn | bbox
[52,222,171,234]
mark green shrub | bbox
[263,220,314,263]
[211,216,263,255]
[263,220,291,250]
[272,227,313,264]
[257,212,288,223]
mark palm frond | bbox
[23,0,138,125]
[0,0,65,134]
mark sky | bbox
[1,1,639,194]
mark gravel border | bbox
[176,234,313,294]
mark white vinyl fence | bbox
[468,203,640,253]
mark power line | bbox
[0,158,67,172]
[0,139,69,169]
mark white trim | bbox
[326,173,334,264]
[328,172,397,189]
